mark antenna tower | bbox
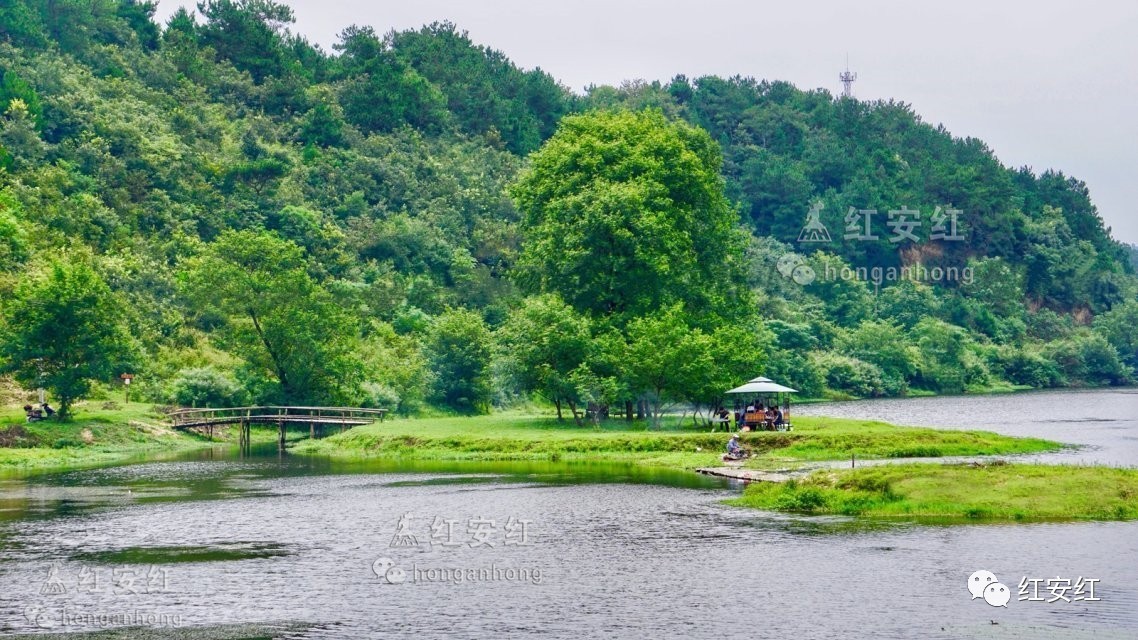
[839,55,857,98]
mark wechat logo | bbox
[372,557,406,585]
[777,252,815,286]
[968,570,1010,607]
[24,605,55,629]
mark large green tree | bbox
[196,0,295,82]
[511,108,750,327]
[0,259,137,418]
[180,230,364,405]
[422,308,494,413]
[497,294,592,420]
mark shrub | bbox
[809,352,886,398]
[776,486,829,512]
[169,367,247,408]
[361,382,400,410]
[991,346,1063,388]
[1043,334,1132,386]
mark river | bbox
[0,389,1135,639]
[795,387,1138,467]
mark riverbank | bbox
[0,402,273,473]
[292,411,1061,469]
[729,461,1138,521]
[4,402,1133,523]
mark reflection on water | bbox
[70,543,294,565]
[0,390,1134,638]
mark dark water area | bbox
[0,391,1136,639]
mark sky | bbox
[156,0,1138,244]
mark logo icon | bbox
[389,513,419,548]
[984,582,1010,607]
[797,202,831,243]
[24,606,55,629]
[776,252,815,286]
[968,570,1009,608]
[39,563,66,596]
[372,557,404,585]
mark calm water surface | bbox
[0,389,1135,639]
[797,387,1138,467]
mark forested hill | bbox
[1,0,1136,416]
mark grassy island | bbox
[291,411,1060,469]
[729,462,1138,521]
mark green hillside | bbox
[1,0,1136,419]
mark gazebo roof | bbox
[725,376,798,394]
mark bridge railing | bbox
[168,406,387,428]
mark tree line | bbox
[1,0,1136,420]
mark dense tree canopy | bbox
[0,259,137,417]
[511,109,750,326]
[0,0,1134,416]
[180,230,364,405]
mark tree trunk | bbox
[554,398,563,420]
[248,307,292,400]
[567,399,583,427]
[624,400,633,422]
[58,396,73,421]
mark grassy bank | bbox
[0,402,240,473]
[729,462,1138,521]
[6,404,1126,523]
[1,403,1065,483]
[292,411,1061,469]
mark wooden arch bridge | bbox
[168,406,387,454]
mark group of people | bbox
[720,398,790,460]
[738,402,784,431]
[24,403,55,422]
[746,400,782,425]
[713,402,785,432]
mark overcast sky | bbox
[156,0,1138,244]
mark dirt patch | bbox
[131,420,176,437]
[0,424,35,447]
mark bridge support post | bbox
[239,419,250,457]
[278,420,285,452]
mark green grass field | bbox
[0,404,1062,475]
[293,410,1061,469]
[729,462,1138,521]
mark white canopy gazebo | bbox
[724,377,797,430]
[725,376,798,395]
